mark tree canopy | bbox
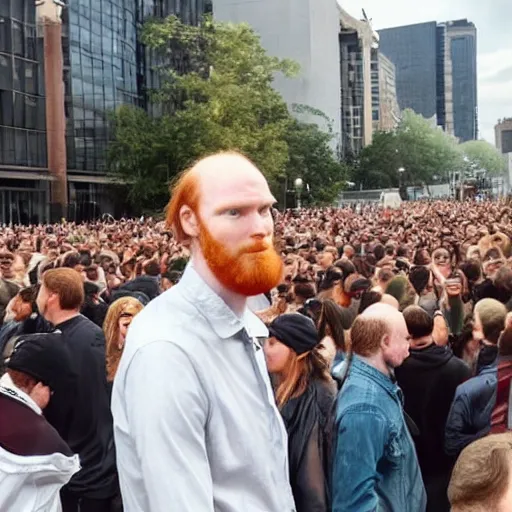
[351,110,463,190]
[107,15,344,211]
[460,140,507,176]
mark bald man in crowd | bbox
[332,303,426,512]
[111,152,295,511]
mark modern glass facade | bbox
[450,28,477,142]
[64,0,140,174]
[0,0,47,168]
[0,0,211,223]
[378,22,438,122]
[435,25,446,130]
[339,30,364,157]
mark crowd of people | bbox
[2,151,512,511]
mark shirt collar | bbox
[0,373,42,415]
[176,264,268,340]
[351,355,400,397]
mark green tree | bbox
[396,110,462,186]
[351,110,462,189]
[107,15,300,210]
[108,15,352,211]
[107,105,172,210]
[351,131,400,189]
[283,118,347,206]
[460,140,507,176]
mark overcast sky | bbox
[341,0,512,144]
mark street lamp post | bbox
[294,178,303,209]
[398,167,405,194]
[461,157,469,202]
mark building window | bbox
[0,17,12,53]
[12,21,23,56]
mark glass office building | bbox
[64,0,140,174]
[379,19,477,141]
[0,0,210,223]
[378,22,438,122]
[447,20,477,142]
[0,0,48,224]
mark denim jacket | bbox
[332,356,426,512]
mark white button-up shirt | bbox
[112,264,296,512]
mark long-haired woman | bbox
[264,314,336,512]
[104,297,144,383]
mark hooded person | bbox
[385,275,416,311]
[264,314,336,512]
[111,152,296,512]
[0,333,80,512]
[395,307,471,512]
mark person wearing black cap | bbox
[0,332,80,512]
[264,313,336,512]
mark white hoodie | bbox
[0,375,80,512]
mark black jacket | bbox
[281,379,336,512]
[43,315,118,499]
[396,344,471,476]
[474,279,511,304]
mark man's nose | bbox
[248,211,271,238]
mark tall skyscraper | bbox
[338,6,377,157]
[443,20,477,142]
[378,22,438,123]
[378,19,477,141]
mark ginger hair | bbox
[104,297,144,382]
[165,168,200,244]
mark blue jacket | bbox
[332,356,426,512]
[444,361,498,457]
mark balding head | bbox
[351,303,410,368]
[164,151,282,298]
[166,152,272,243]
[381,294,399,310]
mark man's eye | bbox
[226,209,240,217]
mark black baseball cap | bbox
[6,333,76,394]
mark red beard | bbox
[199,223,283,297]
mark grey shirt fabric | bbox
[112,264,296,512]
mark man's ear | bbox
[380,332,391,351]
[179,205,200,238]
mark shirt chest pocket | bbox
[385,430,405,468]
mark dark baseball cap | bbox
[6,332,76,394]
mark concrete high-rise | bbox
[375,53,400,132]
[496,118,512,154]
[378,19,477,141]
[213,0,342,141]
[338,6,378,157]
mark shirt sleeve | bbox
[125,341,214,512]
[332,409,388,512]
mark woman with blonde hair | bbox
[264,314,336,512]
[104,297,144,383]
